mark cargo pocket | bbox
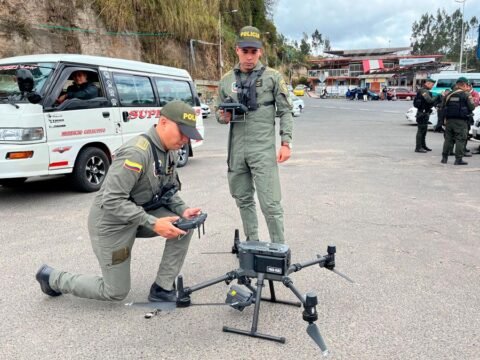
[111,247,130,265]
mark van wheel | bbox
[71,147,109,192]
[0,177,27,187]
[177,143,189,168]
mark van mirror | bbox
[16,69,34,92]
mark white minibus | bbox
[0,54,204,191]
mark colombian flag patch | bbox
[123,159,143,173]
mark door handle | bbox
[102,111,110,118]
[122,111,130,122]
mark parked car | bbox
[389,87,416,100]
[289,92,305,117]
[200,103,211,118]
[293,84,305,96]
[405,106,479,134]
[345,88,380,100]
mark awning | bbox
[362,59,384,73]
[357,73,395,79]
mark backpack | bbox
[413,92,423,109]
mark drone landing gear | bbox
[223,272,312,344]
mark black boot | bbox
[423,146,432,151]
[415,148,427,153]
[36,264,62,297]
[440,156,448,164]
[148,282,177,302]
[454,159,468,165]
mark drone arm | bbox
[282,277,306,306]
[287,255,328,275]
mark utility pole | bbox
[455,0,467,72]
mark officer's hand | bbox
[219,109,232,124]
[153,216,186,239]
[277,145,291,163]
[182,207,202,219]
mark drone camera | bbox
[225,285,253,311]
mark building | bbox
[308,47,448,96]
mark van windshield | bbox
[435,79,456,89]
[0,63,55,100]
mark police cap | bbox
[161,100,203,140]
[456,76,469,84]
[237,26,263,49]
[425,77,435,83]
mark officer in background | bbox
[441,77,475,165]
[414,78,438,153]
[36,101,203,302]
[57,70,99,104]
[216,26,293,244]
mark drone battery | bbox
[238,241,291,278]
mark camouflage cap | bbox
[237,26,263,48]
[456,76,469,84]
[161,100,203,140]
[425,77,435,83]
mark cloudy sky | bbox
[273,0,480,51]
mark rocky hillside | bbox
[0,0,252,80]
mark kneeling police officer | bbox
[36,101,203,302]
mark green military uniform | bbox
[415,88,437,151]
[441,84,475,164]
[49,126,193,300]
[216,61,293,243]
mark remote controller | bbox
[173,213,207,238]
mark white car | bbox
[200,103,211,118]
[405,107,479,135]
[289,93,305,117]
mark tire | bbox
[0,177,27,188]
[176,143,189,168]
[70,147,109,192]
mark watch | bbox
[281,142,292,149]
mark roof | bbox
[324,47,412,57]
[0,54,191,79]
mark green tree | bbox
[411,8,479,70]
[311,29,323,55]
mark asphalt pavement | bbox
[1,97,479,360]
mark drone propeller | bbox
[306,323,329,357]
[125,300,238,318]
[328,268,355,284]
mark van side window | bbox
[154,78,194,106]
[113,74,155,106]
[56,70,102,106]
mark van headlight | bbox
[0,127,44,141]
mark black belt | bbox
[257,100,275,108]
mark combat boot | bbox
[440,156,448,164]
[415,148,427,153]
[36,264,62,297]
[422,146,432,151]
[454,159,468,165]
[148,282,177,302]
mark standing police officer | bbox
[441,77,475,165]
[414,78,438,153]
[216,26,293,244]
[36,101,203,302]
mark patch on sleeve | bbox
[135,137,150,151]
[279,78,289,94]
[123,159,143,173]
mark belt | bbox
[256,100,275,108]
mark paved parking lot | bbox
[1,97,479,359]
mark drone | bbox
[127,225,353,356]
